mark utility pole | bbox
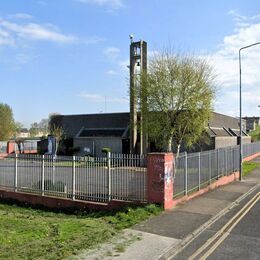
[239,41,260,180]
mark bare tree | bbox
[140,51,215,155]
[15,138,24,154]
[49,125,65,155]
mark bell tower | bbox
[129,36,148,154]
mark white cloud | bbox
[209,13,260,88]
[106,69,118,75]
[75,0,124,9]
[0,17,104,67]
[103,47,120,61]
[0,28,14,46]
[8,13,34,20]
[0,19,77,44]
[206,11,260,116]
[0,18,106,48]
[15,53,37,65]
[83,36,106,45]
[103,47,129,76]
[79,93,128,103]
[214,88,260,117]
[228,10,260,28]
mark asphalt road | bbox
[208,199,260,260]
[172,188,260,260]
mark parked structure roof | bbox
[228,128,247,136]
[208,127,232,137]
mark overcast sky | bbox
[0,0,260,127]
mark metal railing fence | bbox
[0,153,147,203]
[1,142,259,204]
[14,140,38,152]
[174,142,260,197]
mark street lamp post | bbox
[239,41,260,181]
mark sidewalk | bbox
[76,157,260,260]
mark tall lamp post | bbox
[239,41,260,181]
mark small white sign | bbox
[84,147,90,153]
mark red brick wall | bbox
[0,190,143,211]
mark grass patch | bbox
[242,161,260,176]
[0,203,161,260]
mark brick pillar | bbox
[7,141,15,154]
[147,153,174,210]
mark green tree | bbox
[250,125,260,141]
[0,103,16,140]
[14,121,23,136]
[140,51,215,155]
[29,122,39,137]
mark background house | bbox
[208,112,250,148]
[243,116,260,133]
[16,128,30,138]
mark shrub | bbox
[34,180,65,192]
[102,147,111,154]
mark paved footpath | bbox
[76,157,260,260]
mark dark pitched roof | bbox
[51,112,130,137]
[209,127,232,137]
[51,111,245,138]
[209,112,241,129]
[228,128,247,136]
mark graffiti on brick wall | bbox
[163,162,173,184]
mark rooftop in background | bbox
[210,112,246,130]
[50,112,130,138]
[50,111,247,138]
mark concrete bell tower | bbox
[129,36,148,154]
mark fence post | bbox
[41,155,45,196]
[72,156,76,200]
[233,146,235,173]
[198,152,201,190]
[52,155,56,184]
[228,147,231,174]
[225,148,228,176]
[209,151,211,184]
[217,149,219,179]
[107,152,111,201]
[236,146,239,171]
[14,154,18,192]
[185,152,188,196]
